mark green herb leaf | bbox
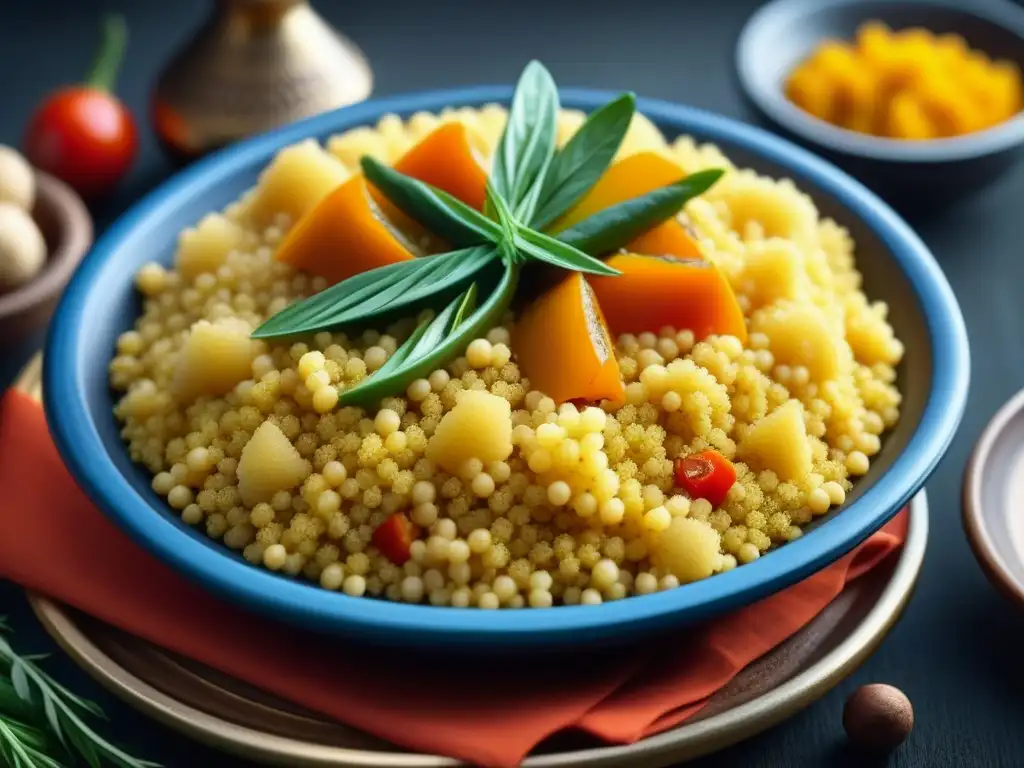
[514,226,622,277]
[485,183,520,265]
[0,623,160,768]
[251,247,498,339]
[491,60,559,213]
[557,168,724,255]
[361,156,501,246]
[450,282,479,327]
[339,264,519,407]
[531,93,636,229]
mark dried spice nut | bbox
[843,683,913,752]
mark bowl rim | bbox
[43,85,970,646]
[735,0,1024,163]
[962,387,1024,610]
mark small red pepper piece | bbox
[674,449,737,508]
[372,512,418,565]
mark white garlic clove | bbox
[0,145,36,212]
[0,203,46,292]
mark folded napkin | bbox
[0,389,907,768]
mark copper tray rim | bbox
[26,495,926,767]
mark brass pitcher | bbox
[152,0,373,160]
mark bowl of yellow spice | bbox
[736,0,1024,210]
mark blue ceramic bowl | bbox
[43,86,969,650]
[735,0,1024,212]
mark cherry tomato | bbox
[23,15,137,200]
[24,88,137,199]
[372,513,418,565]
[674,449,737,508]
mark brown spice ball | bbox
[843,684,913,752]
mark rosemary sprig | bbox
[0,619,159,768]
[251,59,725,405]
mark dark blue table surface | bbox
[3,1,1024,766]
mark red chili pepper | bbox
[23,15,137,200]
[674,449,737,508]
[371,513,418,565]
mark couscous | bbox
[110,63,903,609]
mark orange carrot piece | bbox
[552,151,704,259]
[513,272,625,405]
[274,174,416,286]
[379,122,488,210]
[627,219,704,260]
[588,253,747,343]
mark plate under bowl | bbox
[42,86,969,649]
[735,0,1024,211]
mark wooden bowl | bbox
[0,172,92,345]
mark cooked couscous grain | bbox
[110,105,902,608]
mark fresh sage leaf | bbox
[491,60,559,213]
[325,246,495,327]
[531,93,636,230]
[450,282,479,328]
[251,256,436,339]
[339,264,519,408]
[557,169,724,255]
[251,247,498,339]
[485,183,520,265]
[361,156,501,246]
[514,225,621,277]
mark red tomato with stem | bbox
[23,15,137,199]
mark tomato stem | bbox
[85,14,127,92]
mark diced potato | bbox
[741,239,806,308]
[425,390,513,474]
[175,213,246,282]
[237,420,311,506]
[616,111,669,160]
[326,127,390,170]
[751,302,843,381]
[738,400,812,482]
[846,302,904,366]
[247,139,349,228]
[654,517,722,583]
[173,318,256,402]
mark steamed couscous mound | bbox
[109,105,902,609]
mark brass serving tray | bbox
[15,354,927,766]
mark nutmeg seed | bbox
[843,683,913,752]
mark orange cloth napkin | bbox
[0,390,907,768]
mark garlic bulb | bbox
[0,145,35,212]
[0,203,46,291]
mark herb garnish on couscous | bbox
[110,61,903,608]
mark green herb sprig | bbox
[252,60,724,405]
[0,618,158,768]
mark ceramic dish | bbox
[963,388,1024,608]
[42,86,969,649]
[0,172,92,345]
[735,0,1024,210]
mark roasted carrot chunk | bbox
[626,219,704,260]
[378,122,488,210]
[513,272,625,405]
[274,174,416,286]
[552,151,704,259]
[587,253,747,342]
